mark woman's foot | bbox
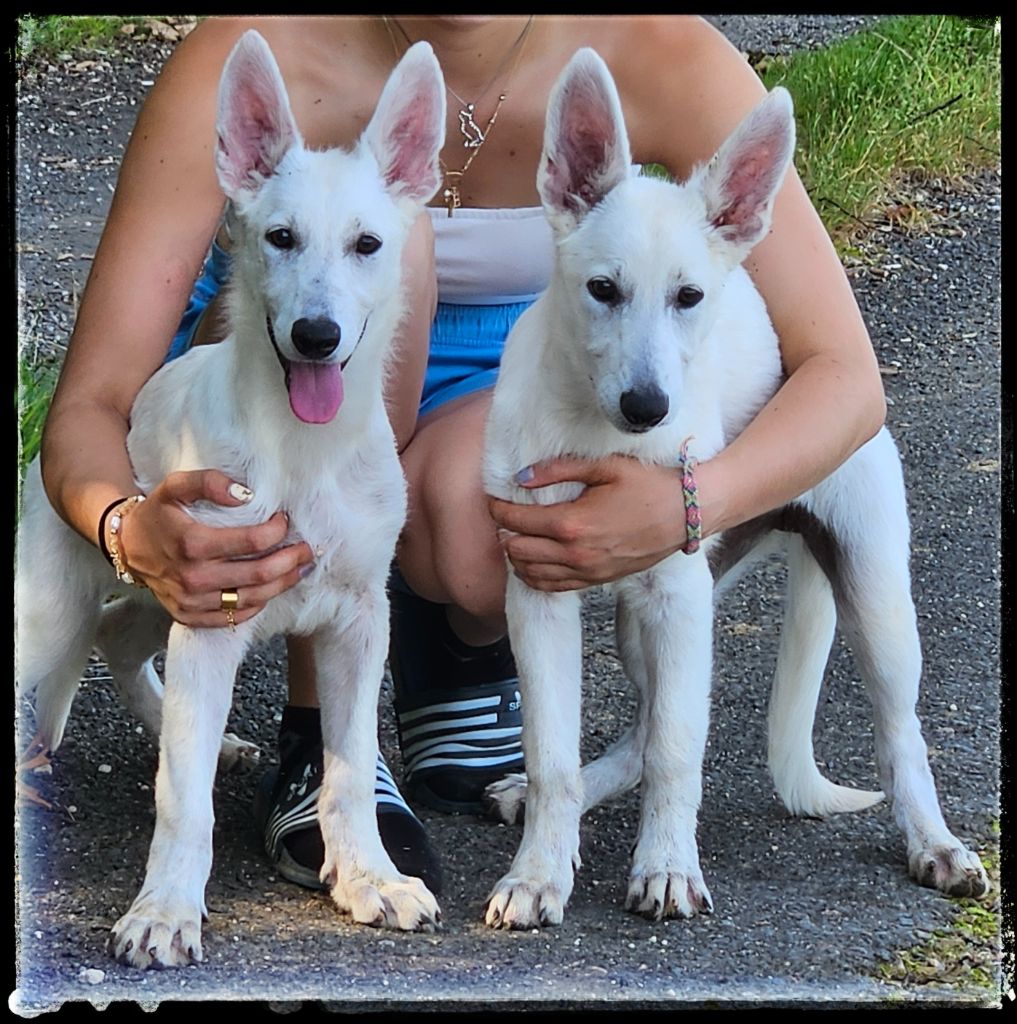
[252,706,443,894]
[389,572,524,814]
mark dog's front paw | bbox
[909,842,990,899]
[330,874,441,932]
[485,873,571,929]
[484,772,528,824]
[218,731,261,772]
[109,897,204,969]
[626,865,713,921]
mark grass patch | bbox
[757,15,1000,240]
[18,360,59,481]
[16,16,133,61]
[874,825,1002,998]
[15,15,197,64]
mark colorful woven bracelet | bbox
[106,495,148,587]
[679,437,702,555]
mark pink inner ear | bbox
[379,91,442,202]
[562,120,611,202]
[384,104,434,191]
[711,144,783,237]
[544,71,625,214]
[219,61,295,193]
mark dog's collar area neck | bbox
[264,315,367,374]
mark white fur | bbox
[482,48,988,928]
[16,30,446,967]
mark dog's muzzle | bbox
[619,385,669,431]
[291,317,340,360]
[264,314,370,425]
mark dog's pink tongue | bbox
[287,361,344,424]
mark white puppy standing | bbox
[482,49,988,929]
[17,31,446,966]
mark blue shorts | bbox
[168,243,533,414]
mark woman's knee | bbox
[401,481,507,618]
[399,401,507,618]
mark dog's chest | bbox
[255,481,404,639]
[285,454,405,568]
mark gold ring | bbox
[220,589,239,631]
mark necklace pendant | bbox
[458,103,486,148]
[443,171,463,217]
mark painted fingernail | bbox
[299,562,316,579]
[228,483,253,503]
[515,466,535,484]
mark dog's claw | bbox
[485,874,569,929]
[628,867,712,921]
[909,842,989,899]
[331,874,441,932]
[110,897,205,969]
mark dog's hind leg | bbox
[16,462,104,753]
[817,434,989,898]
[110,622,249,968]
[769,535,884,816]
[96,597,259,771]
[485,592,647,825]
[19,600,101,755]
[582,593,648,808]
[95,597,170,738]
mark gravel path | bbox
[14,16,1003,1014]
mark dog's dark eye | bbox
[587,277,620,305]
[355,234,382,256]
[676,285,704,309]
[266,228,296,250]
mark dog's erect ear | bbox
[362,41,446,208]
[215,31,301,200]
[697,87,795,259]
[538,48,632,234]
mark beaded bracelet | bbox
[679,437,702,555]
[97,496,128,566]
[105,495,148,587]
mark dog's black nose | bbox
[620,386,669,429]
[291,318,341,359]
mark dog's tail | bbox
[768,536,884,816]
[16,461,105,753]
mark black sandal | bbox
[389,572,524,814]
[252,707,443,895]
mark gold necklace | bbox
[383,16,535,216]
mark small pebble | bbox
[98,764,112,774]
[79,968,105,985]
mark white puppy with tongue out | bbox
[15,29,449,968]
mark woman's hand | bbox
[117,469,315,627]
[487,454,691,592]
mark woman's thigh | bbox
[398,389,506,619]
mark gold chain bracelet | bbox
[106,495,148,587]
